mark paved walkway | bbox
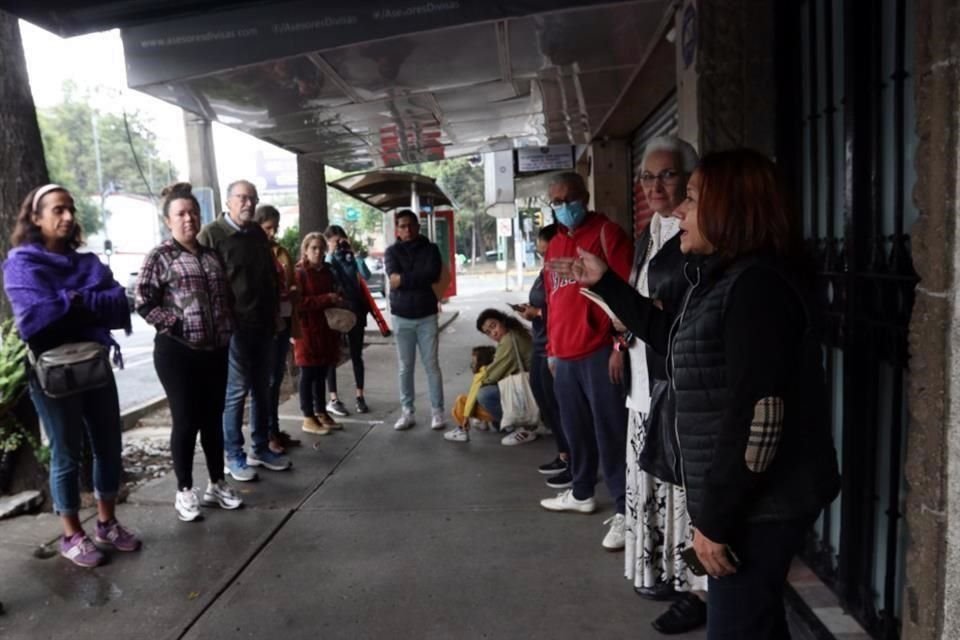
[0,286,706,640]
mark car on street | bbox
[363,255,386,297]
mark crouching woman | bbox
[444,309,533,444]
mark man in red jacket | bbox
[541,172,634,551]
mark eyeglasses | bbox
[639,170,681,186]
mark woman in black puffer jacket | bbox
[549,148,840,640]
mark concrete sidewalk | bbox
[0,296,705,640]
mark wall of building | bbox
[904,2,960,639]
[586,139,632,235]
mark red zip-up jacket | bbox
[544,212,634,360]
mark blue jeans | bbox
[28,374,123,516]
[267,319,292,436]
[392,314,444,413]
[223,328,273,462]
[476,384,502,427]
[553,345,628,513]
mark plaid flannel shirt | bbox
[135,240,234,349]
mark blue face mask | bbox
[554,200,587,229]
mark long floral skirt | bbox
[624,409,707,592]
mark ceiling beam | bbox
[305,52,365,104]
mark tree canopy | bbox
[36,82,177,235]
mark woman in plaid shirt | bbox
[135,183,243,523]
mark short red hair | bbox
[697,149,798,261]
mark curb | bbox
[121,395,167,432]
[118,311,459,433]
[438,310,460,332]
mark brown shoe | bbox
[317,412,341,430]
[302,416,331,435]
[277,430,302,448]
[268,433,286,454]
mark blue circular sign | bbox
[682,4,698,69]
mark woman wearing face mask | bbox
[3,184,140,567]
[294,232,344,435]
[136,183,243,523]
[550,149,840,639]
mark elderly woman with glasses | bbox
[621,137,708,634]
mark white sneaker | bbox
[540,489,597,514]
[175,488,201,522]
[430,409,446,430]
[468,417,491,432]
[443,426,470,442]
[602,513,626,550]
[203,479,243,510]
[501,429,537,446]
[394,411,416,431]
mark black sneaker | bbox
[651,593,707,634]
[356,397,369,414]
[545,470,573,489]
[538,457,568,475]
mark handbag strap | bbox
[508,332,528,373]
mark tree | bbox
[36,82,178,235]
[399,157,494,264]
[1,12,50,319]
[0,10,54,500]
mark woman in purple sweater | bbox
[3,184,141,568]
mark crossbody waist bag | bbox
[30,342,112,399]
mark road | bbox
[112,271,540,413]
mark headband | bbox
[32,184,65,212]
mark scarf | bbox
[3,244,131,360]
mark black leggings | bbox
[153,334,228,489]
[300,365,331,416]
[326,321,365,395]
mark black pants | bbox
[706,520,808,639]
[153,334,228,489]
[300,365,330,416]
[530,351,568,456]
[326,321,365,395]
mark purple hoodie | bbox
[3,243,131,358]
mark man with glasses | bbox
[198,180,290,481]
[384,210,446,431]
[540,172,634,551]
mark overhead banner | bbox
[122,0,637,87]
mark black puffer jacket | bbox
[592,255,840,543]
[384,235,442,320]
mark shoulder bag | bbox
[497,335,539,429]
[637,378,683,486]
[29,342,112,399]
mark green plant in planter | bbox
[0,320,49,466]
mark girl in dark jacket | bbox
[550,149,840,640]
[322,225,372,415]
[294,232,344,436]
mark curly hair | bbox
[10,184,84,249]
[476,308,529,337]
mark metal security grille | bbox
[785,1,917,638]
[630,93,678,236]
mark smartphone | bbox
[507,303,525,312]
[681,545,741,576]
